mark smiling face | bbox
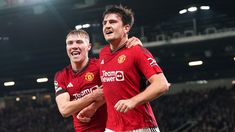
[66,34,91,66]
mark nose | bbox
[70,43,79,49]
[103,25,111,33]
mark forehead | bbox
[103,13,122,21]
[66,34,88,41]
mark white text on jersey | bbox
[72,85,100,100]
[100,70,124,82]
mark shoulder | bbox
[89,58,100,68]
[54,65,71,80]
[100,45,110,54]
[131,45,147,51]
[126,45,150,56]
[90,58,99,63]
[130,45,153,56]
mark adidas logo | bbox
[67,82,73,88]
[100,59,104,64]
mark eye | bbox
[75,40,83,44]
[109,20,116,24]
[67,40,73,45]
[102,21,107,25]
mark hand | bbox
[79,104,97,117]
[114,99,137,113]
[126,36,143,48]
[91,89,104,102]
[76,102,97,123]
[77,113,91,123]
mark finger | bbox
[115,104,122,112]
[119,105,127,113]
[98,85,103,89]
[117,103,128,113]
[77,113,91,122]
[79,117,91,123]
[114,101,123,112]
[123,107,129,113]
[114,101,120,109]
[126,37,135,47]
[77,113,83,119]
[129,37,135,43]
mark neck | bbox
[71,57,89,72]
[110,35,128,51]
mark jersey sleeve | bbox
[134,46,163,80]
[54,71,67,96]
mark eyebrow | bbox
[75,40,83,43]
[103,19,118,24]
[66,39,84,43]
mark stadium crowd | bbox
[0,85,234,132]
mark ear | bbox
[124,25,130,34]
[88,43,92,50]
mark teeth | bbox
[71,51,80,56]
[105,30,113,34]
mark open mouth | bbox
[105,29,113,35]
[71,51,80,56]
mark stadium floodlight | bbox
[179,9,187,14]
[4,81,15,86]
[188,60,203,66]
[16,97,20,102]
[196,80,208,84]
[188,6,197,12]
[232,80,235,84]
[82,24,91,28]
[75,25,82,30]
[32,96,37,100]
[36,77,48,83]
[200,6,210,10]
[234,57,235,61]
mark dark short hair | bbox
[103,5,134,29]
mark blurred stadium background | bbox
[0,0,235,131]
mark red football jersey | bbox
[54,59,107,132]
[99,45,162,131]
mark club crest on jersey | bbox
[118,54,126,64]
[85,72,94,81]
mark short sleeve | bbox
[134,46,162,79]
[54,71,67,96]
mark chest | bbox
[100,51,135,71]
[99,50,142,84]
[65,68,101,99]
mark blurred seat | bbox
[156,34,166,41]
[140,36,148,42]
[172,32,182,39]
[184,30,195,37]
[205,27,217,34]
